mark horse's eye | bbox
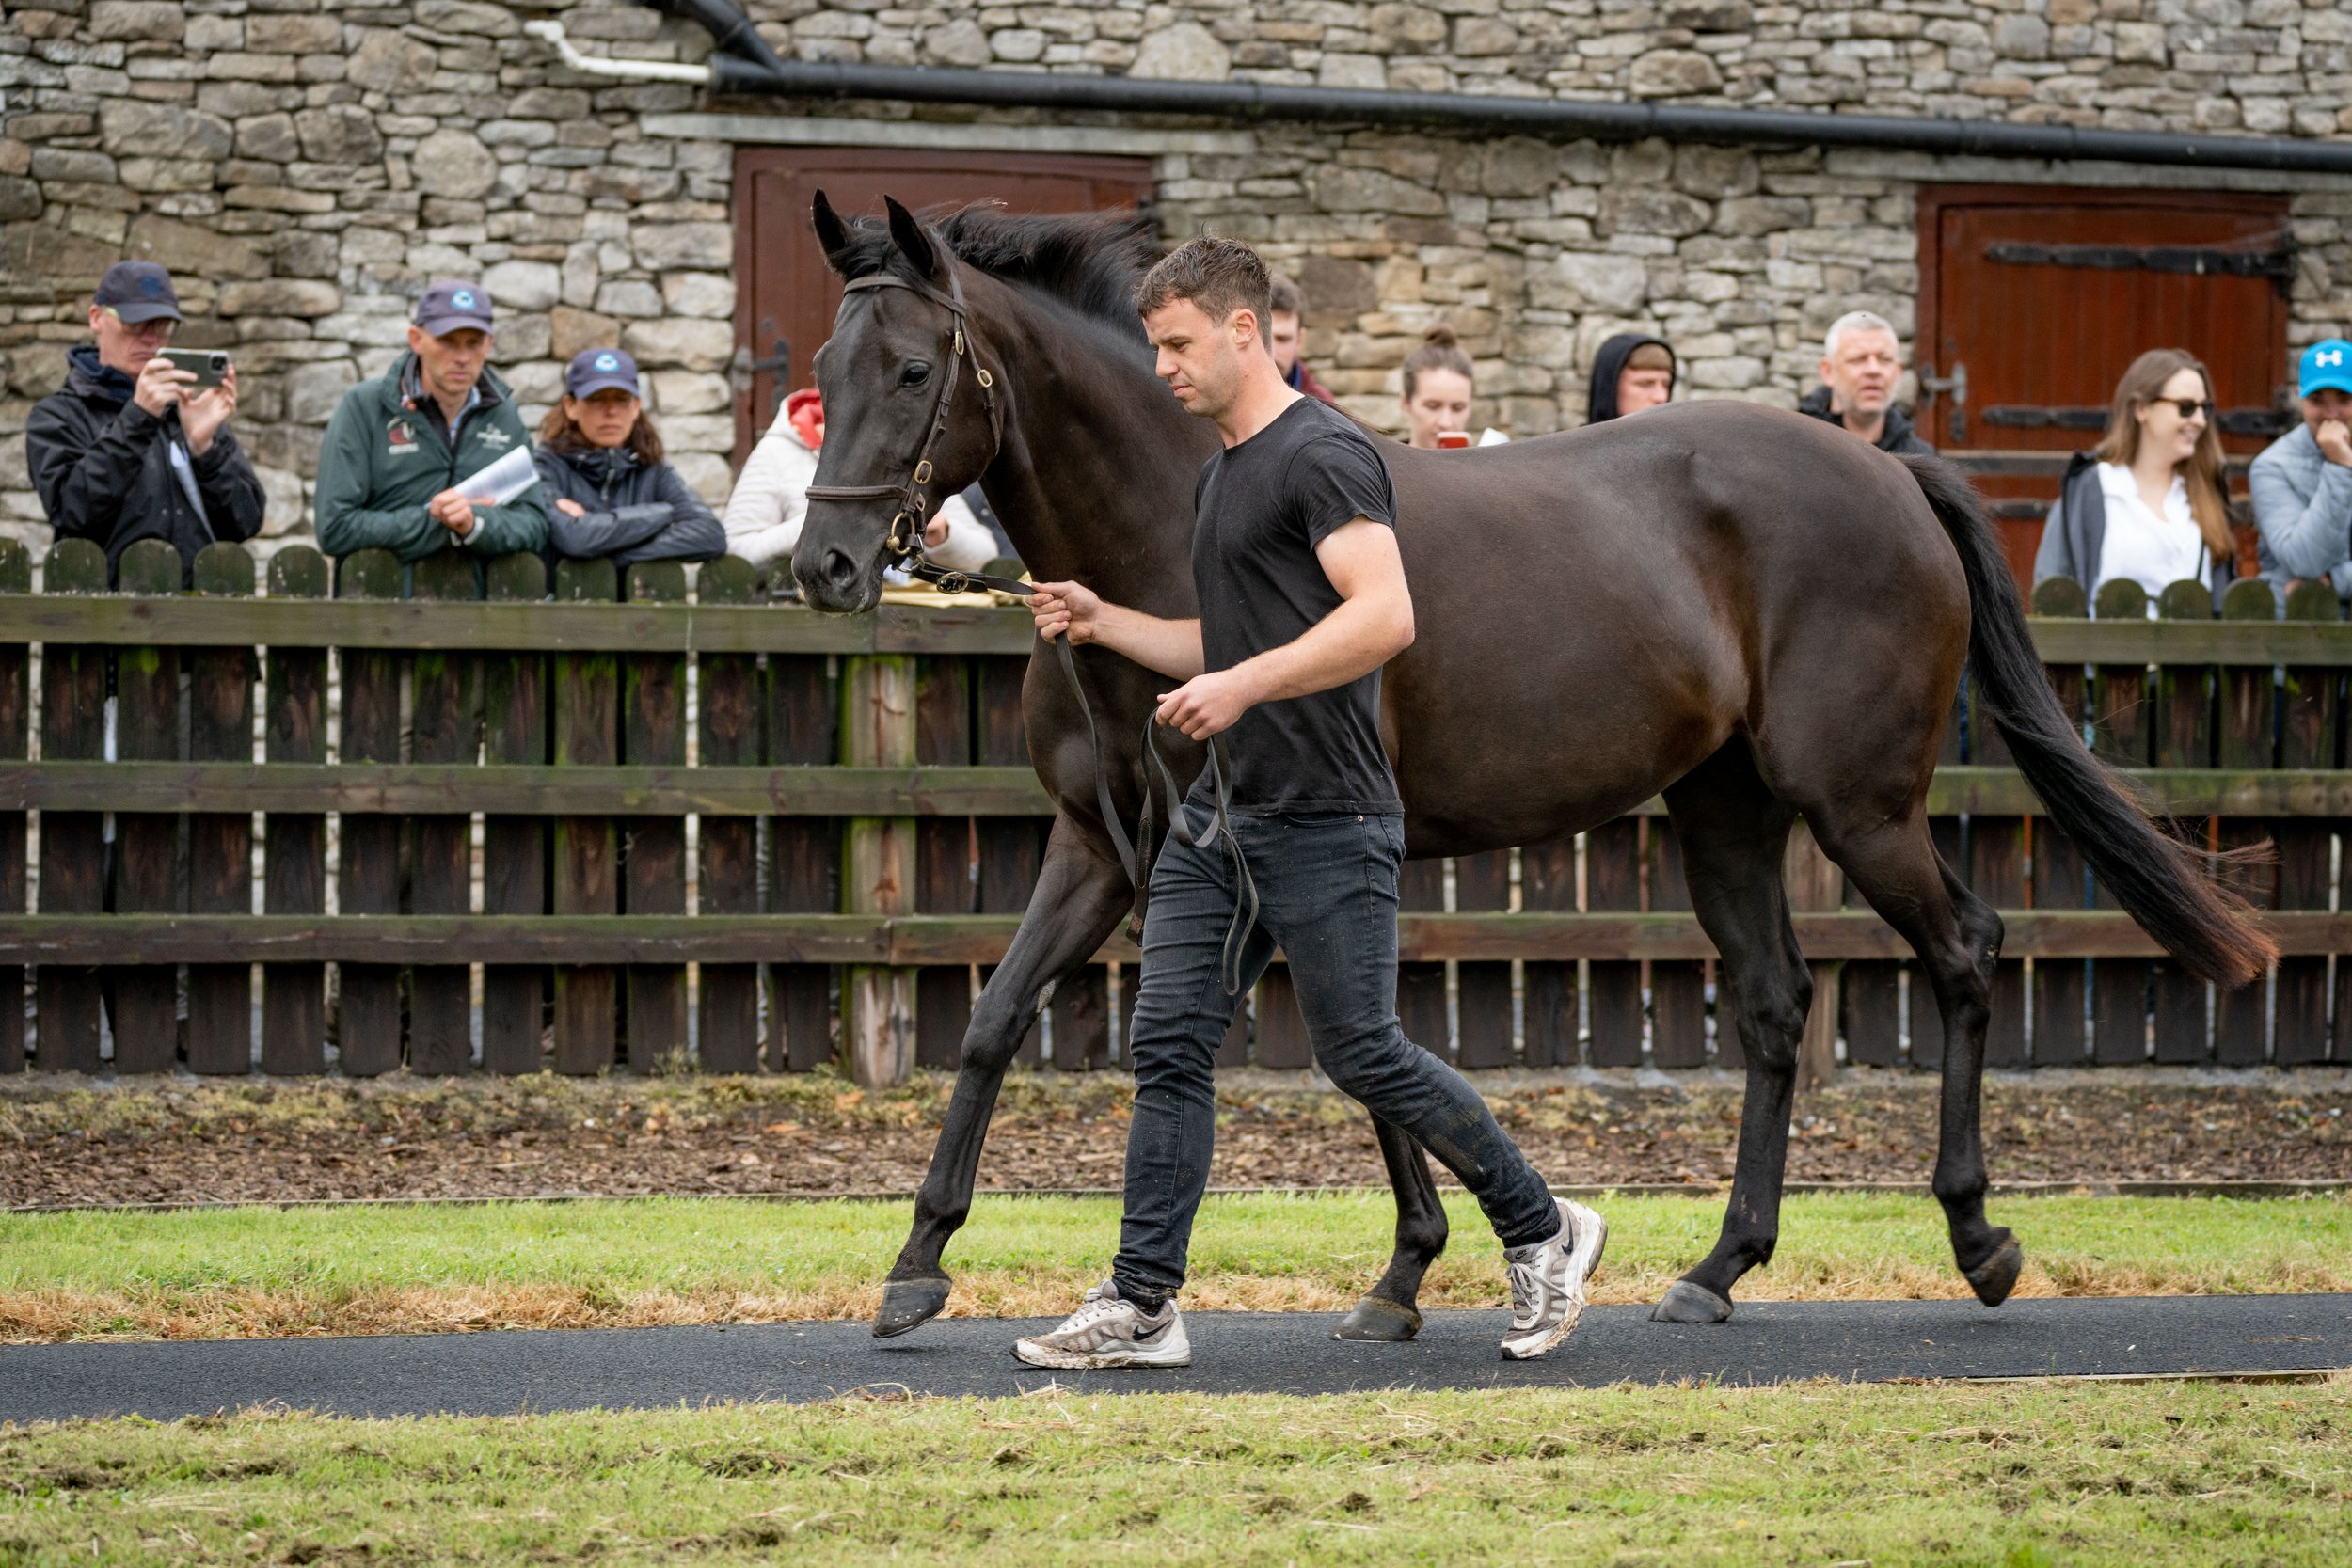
[899,360,932,387]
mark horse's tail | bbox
[1899,451,2276,988]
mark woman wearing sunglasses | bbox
[2034,348,2236,609]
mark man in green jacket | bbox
[314,279,550,562]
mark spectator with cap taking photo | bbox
[25,260,264,583]
[314,278,549,563]
[534,347,724,575]
[2252,338,2352,602]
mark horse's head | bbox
[793,192,1003,614]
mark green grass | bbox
[2,1191,2346,1341]
[3,1379,2347,1565]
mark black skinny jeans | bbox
[1111,809,1559,1308]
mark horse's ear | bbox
[883,196,941,279]
[811,189,851,272]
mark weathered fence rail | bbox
[3,535,2349,1077]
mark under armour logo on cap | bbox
[2302,339,2352,398]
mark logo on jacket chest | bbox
[475,425,513,449]
[386,418,419,455]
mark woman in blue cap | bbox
[534,346,725,573]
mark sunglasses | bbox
[2152,397,2215,421]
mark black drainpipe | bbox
[638,0,2352,178]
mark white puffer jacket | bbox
[722,400,997,576]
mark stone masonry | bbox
[1,0,2347,550]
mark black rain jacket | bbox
[25,345,265,581]
[532,441,725,577]
[1797,384,1936,455]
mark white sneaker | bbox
[1499,1196,1608,1361]
[1011,1280,1192,1370]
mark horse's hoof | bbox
[1650,1280,1734,1324]
[1332,1295,1422,1341]
[1963,1231,2024,1308]
[871,1275,951,1338]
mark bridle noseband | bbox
[803,265,1026,596]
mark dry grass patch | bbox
[2,1190,2344,1343]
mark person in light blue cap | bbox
[533,345,724,578]
[2252,338,2352,600]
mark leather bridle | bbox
[802,266,1027,597]
[806,260,1258,990]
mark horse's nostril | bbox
[822,548,859,591]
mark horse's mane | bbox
[833,204,1161,336]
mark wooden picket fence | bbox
[3,535,2350,1079]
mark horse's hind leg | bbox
[1652,743,1811,1323]
[1331,1113,1450,1341]
[874,816,1135,1338]
[1811,807,2023,1306]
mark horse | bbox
[792,195,2274,1339]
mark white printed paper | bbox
[455,444,540,506]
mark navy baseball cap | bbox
[566,347,641,399]
[415,279,494,337]
[94,261,183,324]
[2300,339,2352,399]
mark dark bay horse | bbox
[794,197,2275,1338]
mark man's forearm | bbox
[1228,590,1409,705]
[1088,602,1205,680]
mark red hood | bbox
[785,387,823,451]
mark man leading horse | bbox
[1009,237,1607,1370]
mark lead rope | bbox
[893,541,1257,993]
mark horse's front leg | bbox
[874,817,1134,1338]
[1331,1113,1449,1341]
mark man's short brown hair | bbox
[1136,236,1274,333]
[1267,274,1305,318]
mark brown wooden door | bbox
[1915,185,2295,590]
[732,147,1155,462]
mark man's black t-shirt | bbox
[1190,395,1404,816]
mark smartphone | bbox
[1436,430,1472,449]
[156,347,230,388]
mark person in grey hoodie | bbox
[2251,338,2352,601]
[532,348,723,576]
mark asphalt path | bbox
[4,1295,2345,1423]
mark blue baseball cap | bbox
[94,260,183,324]
[2300,339,2352,399]
[414,279,494,337]
[565,347,641,400]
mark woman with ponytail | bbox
[1399,324,1476,449]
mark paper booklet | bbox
[454,444,540,506]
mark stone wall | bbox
[1,0,2345,551]
[750,0,2351,137]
